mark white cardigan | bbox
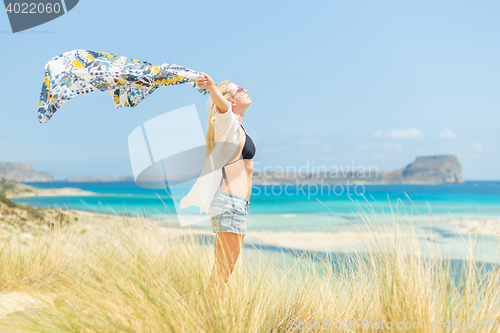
[179,104,242,214]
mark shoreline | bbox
[5,199,500,241]
[6,187,97,199]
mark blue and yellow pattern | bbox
[38,49,208,123]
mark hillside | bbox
[0,163,52,182]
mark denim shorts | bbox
[209,190,250,235]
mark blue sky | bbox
[1,0,499,180]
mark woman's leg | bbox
[206,231,245,303]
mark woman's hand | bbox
[197,72,231,113]
[197,72,215,90]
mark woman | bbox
[196,73,255,306]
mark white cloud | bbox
[472,142,494,152]
[386,128,424,139]
[374,128,424,139]
[373,129,384,138]
[383,143,404,153]
[356,143,375,151]
[439,128,457,139]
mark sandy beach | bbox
[7,187,96,199]
[145,217,500,253]
[447,219,500,238]
[151,226,395,251]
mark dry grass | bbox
[0,207,499,332]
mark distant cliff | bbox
[0,163,53,182]
[253,155,464,185]
[376,155,464,184]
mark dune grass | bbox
[0,207,499,332]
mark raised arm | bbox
[197,73,231,113]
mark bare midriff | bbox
[219,159,253,200]
[218,126,253,200]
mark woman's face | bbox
[228,82,251,108]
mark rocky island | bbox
[379,155,463,184]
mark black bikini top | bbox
[224,124,255,167]
[240,124,256,160]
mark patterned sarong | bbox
[38,49,208,123]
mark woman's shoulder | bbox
[214,103,233,117]
[214,117,240,141]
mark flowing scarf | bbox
[38,49,208,123]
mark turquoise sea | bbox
[12,181,500,263]
[12,180,500,229]
[14,181,500,226]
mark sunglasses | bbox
[234,86,246,96]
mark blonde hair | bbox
[205,81,235,157]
